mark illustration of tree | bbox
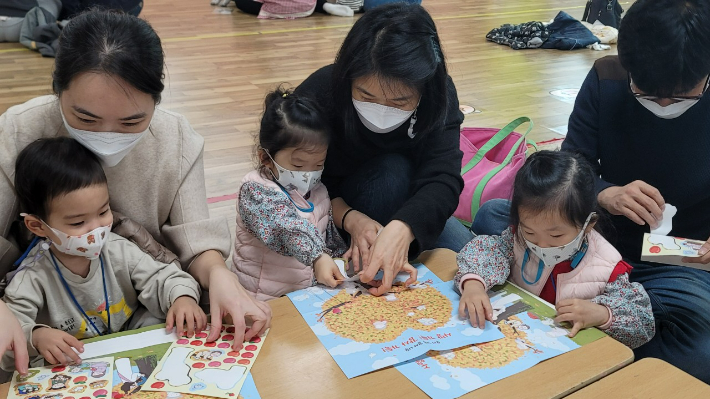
[430,315,534,369]
[318,282,452,343]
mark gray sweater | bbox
[1,233,200,370]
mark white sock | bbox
[323,3,354,17]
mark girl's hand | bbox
[1,301,29,374]
[166,296,207,338]
[343,210,382,272]
[458,279,494,328]
[206,266,272,350]
[554,299,610,337]
[360,220,417,296]
[313,253,346,288]
[32,327,84,365]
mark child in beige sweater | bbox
[2,137,205,371]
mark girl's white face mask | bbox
[61,108,151,167]
[352,99,416,134]
[636,97,699,119]
[266,152,323,197]
[523,213,595,267]
[44,222,112,260]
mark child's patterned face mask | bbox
[43,221,112,260]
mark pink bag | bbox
[454,117,533,226]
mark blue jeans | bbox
[627,261,710,383]
[471,199,511,236]
[338,153,467,253]
[364,0,422,11]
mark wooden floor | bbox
[0,0,626,232]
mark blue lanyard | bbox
[50,252,111,336]
[275,184,314,213]
[13,236,40,267]
[521,241,589,286]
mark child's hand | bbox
[314,253,346,288]
[32,327,84,365]
[458,279,494,328]
[166,296,208,338]
[554,298,610,337]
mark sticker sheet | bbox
[142,326,267,399]
[396,311,580,399]
[8,357,115,399]
[286,263,505,379]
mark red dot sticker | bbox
[224,358,236,364]
[222,335,234,341]
[237,359,250,365]
[150,382,165,389]
[241,352,254,359]
[204,342,216,348]
[226,327,235,333]
[208,361,221,367]
[190,340,203,346]
[218,343,230,348]
[650,246,661,254]
[249,337,261,344]
[52,366,66,373]
[177,339,189,345]
[332,308,342,314]
[227,351,240,357]
[193,363,205,369]
[245,345,258,351]
[195,333,208,339]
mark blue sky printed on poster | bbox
[286,264,504,379]
[396,312,580,399]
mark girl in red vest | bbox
[455,151,654,349]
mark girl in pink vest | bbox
[231,87,348,301]
[455,151,654,349]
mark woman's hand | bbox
[189,251,272,350]
[1,301,29,374]
[343,210,382,272]
[359,220,417,296]
[206,266,272,349]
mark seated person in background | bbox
[1,137,204,370]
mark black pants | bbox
[234,0,329,15]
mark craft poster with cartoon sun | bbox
[8,357,115,399]
[396,311,580,399]
[141,326,267,399]
[285,263,504,379]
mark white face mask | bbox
[523,213,595,268]
[352,99,416,134]
[636,97,699,119]
[61,108,151,167]
[267,153,323,197]
[45,222,112,260]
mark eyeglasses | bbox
[628,73,710,102]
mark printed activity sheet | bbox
[286,263,505,378]
[141,326,267,399]
[8,357,114,399]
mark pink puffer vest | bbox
[231,170,331,301]
[510,230,621,303]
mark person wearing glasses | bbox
[562,0,710,383]
[470,0,710,384]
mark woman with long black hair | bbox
[296,3,469,295]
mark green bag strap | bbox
[461,116,532,176]
[469,118,534,220]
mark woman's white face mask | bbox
[636,97,699,119]
[352,99,415,133]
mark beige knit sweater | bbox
[0,96,232,280]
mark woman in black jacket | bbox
[296,3,469,296]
